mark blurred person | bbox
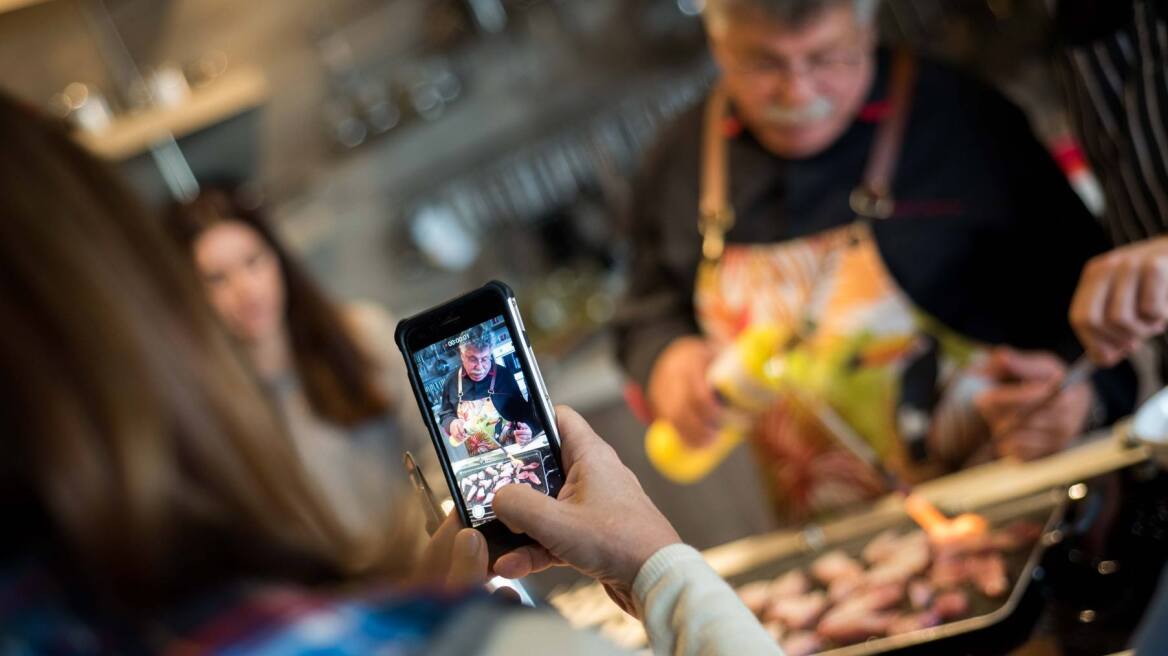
[979,0,1168,460]
[1048,0,1168,368]
[166,187,437,530]
[0,93,779,655]
[438,330,540,459]
[1046,2,1168,653]
[615,0,1136,522]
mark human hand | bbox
[414,513,488,589]
[513,422,533,446]
[974,348,1091,461]
[1071,237,1168,365]
[448,419,465,444]
[647,336,723,448]
[491,406,681,615]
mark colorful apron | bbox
[695,52,990,523]
[452,366,517,456]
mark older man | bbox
[437,333,539,459]
[615,0,1135,521]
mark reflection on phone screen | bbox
[411,315,563,527]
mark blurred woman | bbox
[165,188,435,530]
[0,93,777,654]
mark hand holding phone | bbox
[397,282,565,561]
[491,406,681,616]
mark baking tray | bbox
[455,448,549,523]
[724,489,1069,655]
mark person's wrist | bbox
[617,527,683,588]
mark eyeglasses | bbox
[723,47,870,84]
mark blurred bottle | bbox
[646,325,790,484]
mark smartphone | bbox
[395,281,565,560]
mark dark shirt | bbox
[437,362,540,436]
[1054,0,1168,376]
[614,48,1136,424]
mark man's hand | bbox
[1071,236,1168,366]
[513,422,533,446]
[448,419,465,444]
[491,406,681,616]
[646,336,723,448]
[974,348,1092,461]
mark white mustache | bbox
[761,96,834,127]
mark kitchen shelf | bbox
[0,0,52,17]
[76,67,269,160]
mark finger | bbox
[493,545,560,579]
[674,406,719,448]
[492,483,568,547]
[989,348,1064,383]
[1006,433,1065,461]
[1106,262,1158,343]
[993,428,1047,459]
[976,382,1053,421]
[418,512,465,576]
[1071,265,1129,358]
[446,529,489,587]
[1138,255,1168,324]
[692,379,725,426]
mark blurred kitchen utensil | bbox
[48,83,113,133]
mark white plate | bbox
[1132,387,1168,445]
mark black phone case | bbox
[395,281,558,562]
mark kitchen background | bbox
[0,0,1079,564]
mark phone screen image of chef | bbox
[411,315,563,527]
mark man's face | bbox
[709,4,877,159]
[460,345,493,382]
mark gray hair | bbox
[703,0,880,35]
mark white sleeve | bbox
[479,611,631,656]
[633,544,784,656]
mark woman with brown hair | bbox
[164,187,436,531]
[0,92,778,654]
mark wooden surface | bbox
[75,67,268,160]
[0,0,51,16]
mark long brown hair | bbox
[0,93,415,611]
[165,189,391,427]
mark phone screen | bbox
[409,314,563,527]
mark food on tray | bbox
[733,520,1042,650]
[811,550,865,585]
[764,591,829,630]
[771,569,812,598]
[459,457,545,502]
[781,631,825,656]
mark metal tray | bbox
[455,449,549,523]
[724,490,1068,655]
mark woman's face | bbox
[193,221,286,344]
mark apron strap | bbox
[700,85,734,263]
[850,49,918,220]
[698,48,920,258]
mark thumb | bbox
[987,348,1062,382]
[492,483,564,546]
[446,529,488,587]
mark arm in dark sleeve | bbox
[612,124,703,390]
[437,372,459,433]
